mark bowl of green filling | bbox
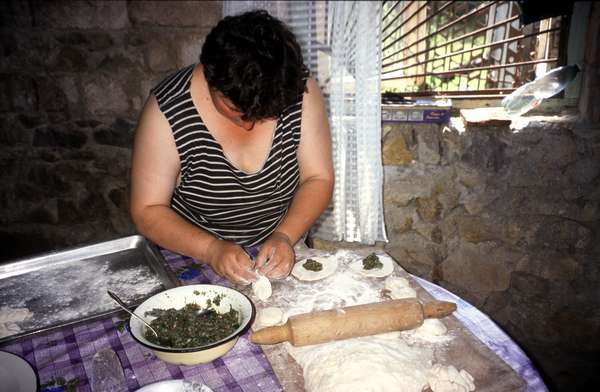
[128,284,255,365]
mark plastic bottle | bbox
[501,64,580,116]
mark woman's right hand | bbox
[205,239,258,285]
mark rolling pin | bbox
[251,298,456,347]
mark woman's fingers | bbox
[259,246,294,279]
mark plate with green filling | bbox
[349,253,394,278]
[291,256,339,281]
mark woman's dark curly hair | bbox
[200,10,308,122]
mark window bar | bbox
[442,6,453,92]
[484,2,498,88]
[399,88,518,96]
[382,58,558,80]
[382,0,401,26]
[459,14,467,91]
[382,1,497,53]
[382,1,453,45]
[381,1,414,35]
[382,14,520,64]
[475,32,484,91]
[498,2,515,89]
[382,26,561,74]
[381,1,430,49]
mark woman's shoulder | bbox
[150,64,196,105]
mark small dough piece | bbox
[388,286,417,299]
[384,276,409,291]
[350,255,394,278]
[292,256,338,281]
[416,319,447,337]
[255,307,284,328]
[383,276,416,299]
[428,364,475,392]
[252,275,272,301]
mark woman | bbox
[130,10,334,284]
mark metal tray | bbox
[0,235,179,344]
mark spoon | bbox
[107,290,159,338]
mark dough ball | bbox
[256,307,284,328]
[416,319,447,337]
[391,287,417,299]
[383,276,416,299]
[428,364,475,392]
[292,256,338,281]
[384,276,410,291]
[252,275,272,301]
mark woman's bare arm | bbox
[129,95,256,283]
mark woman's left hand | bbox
[255,232,295,279]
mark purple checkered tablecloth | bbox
[0,250,282,392]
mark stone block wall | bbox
[343,114,599,390]
[0,1,222,260]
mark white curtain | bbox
[223,1,387,244]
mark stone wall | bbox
[395,117,598,390]
[0,1,222,260]
[317,114,600,391]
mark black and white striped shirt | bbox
[151,65,303,246]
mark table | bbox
[412,276,548,392]
[0,249,548,392]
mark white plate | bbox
[0,351,38,392]
[136,379,213,392]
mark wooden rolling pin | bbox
[251,298,456,347]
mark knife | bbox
[90,348,128,392]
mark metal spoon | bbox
[107,290,159,338]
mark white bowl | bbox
[129,284,255,365]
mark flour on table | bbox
[287,333,433,392]
[349,254,394,278]
[252,275,272,301]
[0,306,33,338]
[427,364,475,392]
[291,256,338,281]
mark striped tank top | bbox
[151,65,304,246]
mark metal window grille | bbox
[381,1,567,97]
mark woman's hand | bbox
[205,239,258,284]
[255,232,295,279]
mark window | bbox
[381,1,568,98]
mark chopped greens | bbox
[144,303,240,348]
[303,258,323,272]
[362,253,383,270]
